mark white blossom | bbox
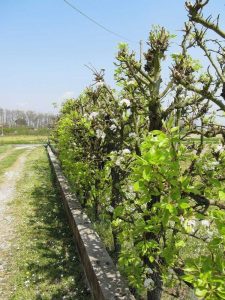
[203,166,211,172]
[144,277,154,288]
[119,98,131,107]
[109,124,117,132]
[216,144,223,152]
[115,157,124,166]
[128,185,134,193]
[146,268,153,274]
[95,81,104,88]
[180,216,185,223]
[127,80,136,86]
[126,108,132,116]
[24,280,30,287]
[96,129,106,140]
[127,206,136,212]
[107,205,114,213]
[187,219,196,227]
[203,161,219,171]
[110,150,117,155]
[110,118,118,124]
[89,111,99,120]
[207,230,214,239]
[121,148,131,155]
[129,132,137,138]
[201,219,210,228]
[210,161,219,167]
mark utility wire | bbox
[63,0,137,43]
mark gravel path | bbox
[0,145,37,299]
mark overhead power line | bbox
[63,0,137,43]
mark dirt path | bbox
[0,145,36,162]
[0,145,37,299]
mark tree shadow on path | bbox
[24,158,91,300]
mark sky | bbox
[0,0,224,113]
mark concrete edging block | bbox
[47,146,135,300]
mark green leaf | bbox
[179,202,190,209]
[175,240,185,248]
[195,288,207,298]
[166,203,174,213]
[149,256,155,263]
[142,168,151,181]
[219,191,225,200]
[114,206,124,217]
[171,126,179,133]
[133,181,140,192]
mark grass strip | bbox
[0,145,13,156]
[0,149,25,183]
[0,135,47,145]
[8,147,90,300]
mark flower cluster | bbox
[119,98,131,107]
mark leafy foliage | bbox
[53,1,225,299]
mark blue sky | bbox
[0,0,224,113]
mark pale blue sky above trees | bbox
[0,0,224,113]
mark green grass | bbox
[3,126,49,136]
[0,135,48,144]
[8,147,90,300]
[0,144,13,155]
[0,149,26,183]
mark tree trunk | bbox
[111,167,122,261]
[147,271,163,300]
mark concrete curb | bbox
[47,146,135,300]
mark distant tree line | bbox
[0,108,55,128]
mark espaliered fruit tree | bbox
[53,1,225,299]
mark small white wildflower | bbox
[109,124,117,132]
[24,280,30,287]
[144,277,154,288]
[201,219,210,228]
[121,148,131,155]
[119,98,131,107]
[89,111,99,120]
[129,132,136,138]
[96,129,106,140]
